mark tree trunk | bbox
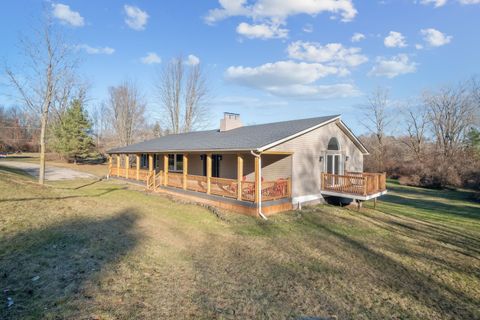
[38,108,48,185]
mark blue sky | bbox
[1,0,479,133]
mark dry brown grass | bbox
[0,171,479,319]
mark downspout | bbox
[250,150,267,220]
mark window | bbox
[168,154,183,172]
[141,154,148,168]
[327,137,339,150]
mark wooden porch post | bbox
[206,153,212,194]
[183,154,188,190]
[237,154,243,201]
[125,154,129,179]
[254,155,260,203]
[108,155,112,177]
[136,154,140,180]
[163,154,168,186]
[116,154,120,177]
[148,154,153,173]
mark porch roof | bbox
[107,114,367,154]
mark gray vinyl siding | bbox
[268,121,364,199]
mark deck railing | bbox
[186,174,208,193]
[262,179,291,201]
[210,177,238,199]
[109,167,150,182]
[241,181,255,202]
[321,172,387,196]
[114,167,291,202]
[167,172,183,188]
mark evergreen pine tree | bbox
[52,99,95,163]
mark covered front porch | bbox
[107,152,293,216]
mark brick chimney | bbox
[220,112,242,131]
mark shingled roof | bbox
[107,114,366,154]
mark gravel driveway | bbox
[0,160,96,180]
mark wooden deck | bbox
[320,172,387,200]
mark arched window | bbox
[327,137,339,151]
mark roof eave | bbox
[336,120,370,155]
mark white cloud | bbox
[415,44,424,50]
[124,5,149,30]
[266,83,361,99]
[351,32,366,42]
[420,28,452,46]
[384,31,407,48]
[186,54,200,66]
[225,60,360,99]
[287,41,368,71]
[236,22,288,39]
[419,0,480,6]
[52,3,84,27]
[420,0,447,7]
[369,54,417,78]
[76,44,114,55]
[140,52,161,64]
[205,0,357,24]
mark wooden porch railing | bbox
[112,167,292,202]
[210,177,238,199]
[262,178,291,201]
[109,167,150,183]
[321,172,387,196]
[167,172,183,188]
[186,174,208,193]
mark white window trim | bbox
[325,153,343,175]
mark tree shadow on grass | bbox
[301,213,480,319]
[352,208,480,258]
[188,211,480,319]
[380,192,480,221]
[0,209,141,319]
[0,187,127,203]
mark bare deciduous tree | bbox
[155,56,208,134]
[5,17,78,184]
[423,81,477,160]
[106,81,146,147]
[362,87,393,171]
[402,103,428,162]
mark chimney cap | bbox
[224,112,240,117]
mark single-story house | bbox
[107,113,387,217]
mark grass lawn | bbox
[0,169,479,319]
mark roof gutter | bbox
[250,150,267,220]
